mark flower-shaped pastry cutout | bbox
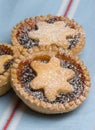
[28,21,78,49]
[30,57,75,101]
[0,55,13,74]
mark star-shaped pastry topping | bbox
[30,57,75,101]
[0,55,13,74]
[28,21,77,49]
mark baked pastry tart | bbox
[0,43,17,96]
[11,46,90,114]
[11,15,85,55]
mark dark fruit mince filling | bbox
[16,17,80,49]
[0,45,13,74]
[67,34,80,49]
[17,56,85,104]
[16,21,39,49]
[0,45,13,55]
[4,59,13,72]
[45,17,59,24]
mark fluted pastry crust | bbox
[11,15,85,55]
[11,46,90,114]
[0,43,19,96]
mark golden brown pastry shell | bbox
[11,15,85,55]
[11,46,90,114]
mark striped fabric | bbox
[0,0,95,130]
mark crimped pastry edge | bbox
[11,46,90,114]
[11,14,85,55]
[0,43,19,95]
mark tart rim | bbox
[0,43,19,95]
[11,46,90,114]
[11,14,85,55]
[0,43,13,87]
